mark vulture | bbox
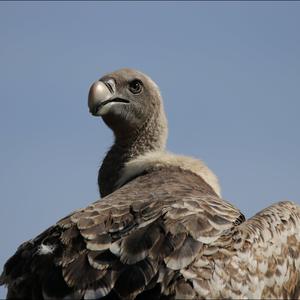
[1,68,300,300]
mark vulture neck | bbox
[99,111,168,197]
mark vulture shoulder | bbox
[0,153,241,299]
[1,153,300,299]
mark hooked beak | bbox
[88,79,129,116]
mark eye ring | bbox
[129,80,143,94]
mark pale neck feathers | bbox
[116,151,221,197]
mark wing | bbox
[0,166,243,300]
[178,201,300,299]
[234,201,300,299]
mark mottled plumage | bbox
[1,69,299,299]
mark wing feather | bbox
[2,167,298,299]
[182,201,300,299]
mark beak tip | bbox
[88,80,112,115]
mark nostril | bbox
[103,81,114,94]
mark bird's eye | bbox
[129,80,143,94]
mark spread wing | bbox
[3,166,299,299]
[0,167,243,299]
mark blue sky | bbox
[0,2,299,297]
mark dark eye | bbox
[129,80,143,94]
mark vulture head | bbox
[88,68,167,140]
[89,68,168,196]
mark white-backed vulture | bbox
[1,68,300,299]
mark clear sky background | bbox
[0,2,299,297]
